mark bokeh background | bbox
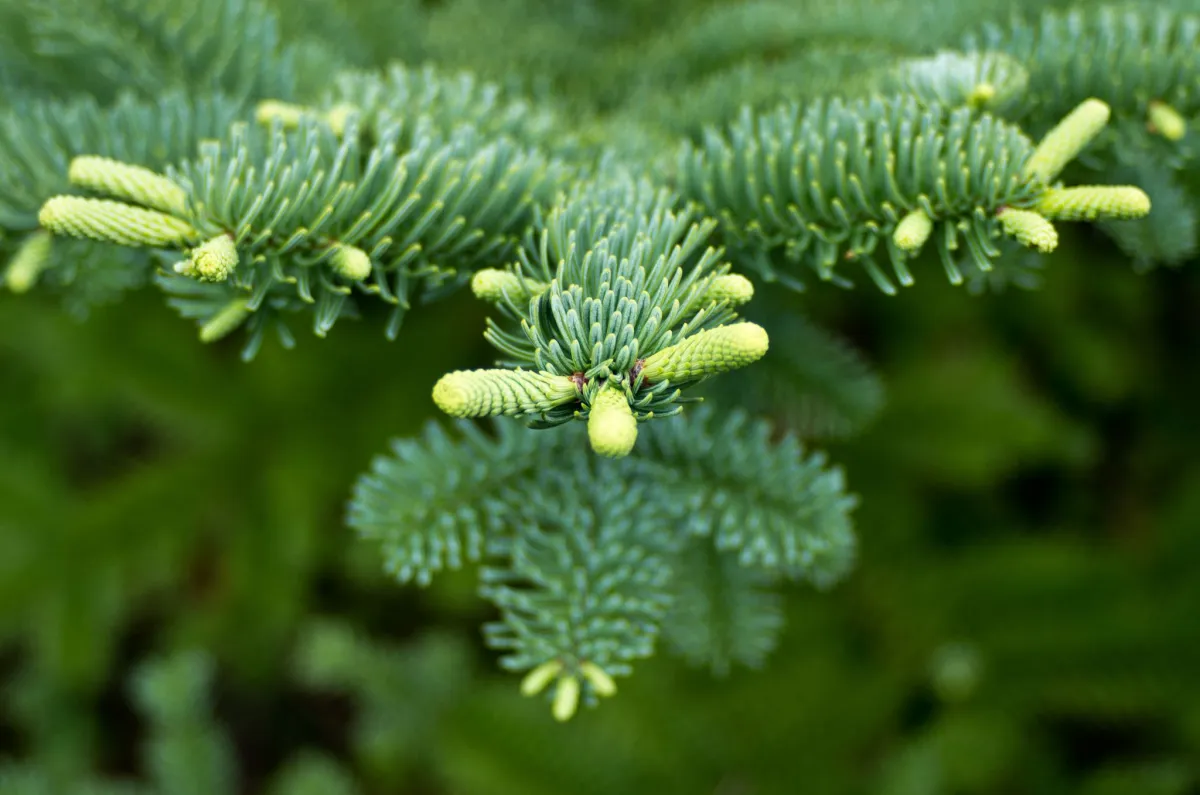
[2,0,1199,793]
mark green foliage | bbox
[1,0,1199,791]
[0,0,303,103]
[0,92,243,313]
[350,407,856,714]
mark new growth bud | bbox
[1022,98,1111,184]
[199,298,252,343]
[1148,101,1187,142]
[329,244,372,281]
[1036,186,1151,221]
[39,196,199,248]
[701,273,755,306]
[432,369,578,417]
[893,209,933,252]
[641,323,769,383]
[998,208,1058,252]
[470,268,547,304]
[177,235,239,282]
[68,156,188,215]
[4,231,52,293]
[587,383,638,458]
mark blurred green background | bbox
[2,0,1200,793]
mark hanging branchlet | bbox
[38,196,199,248]
[68,156,188,215]
[679,96,1152,292]
[349,407,857,717]
[4,231,53,293]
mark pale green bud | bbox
[255,99,307,128]
[1036,186,1151,221]
[702,273,754,306]
[177,235,239,282]
[579,662,617,698]
[553,676,580,722]
[324,103,359,137]
[199,298,251,343]
[893,209,933,252]
[998,208,1058,252]
[587,383,638,458]
[5,231,52,293]
[329,244,372,281]
[641,323,769,383]
[68,156,188,215]
[470,268,547,303]
[1022,98,1111,184]
[39,196,199,248]
[967,83,996,110]
[1148,101,1187,142]
[520,660,563,697]
[432,369,578,417]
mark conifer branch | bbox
[679,96,1151,292]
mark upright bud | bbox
[1036,186,1151,221]
[1148,101,1187,142]
[39,196,199,248]
[641,323,769,383]
[68,156,188,215]
[5,231,52,293]
[997,208,1058,252]
[177,235,239,282]
[587,383,638,458]
[1022,98,1111,184]
[893,209,933,252]
[432,369,578,417]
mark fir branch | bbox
[663,536,785,676]
[964,4,1200,153]
[677,96,1149,293]
[37,117,563,352]
[441,175,763,455]
[638,407,858,587]
[348,406,857,716]
[482,460,678,720]
[0,91,242,310]
[348,420,551,585]
[2,0,303,103]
